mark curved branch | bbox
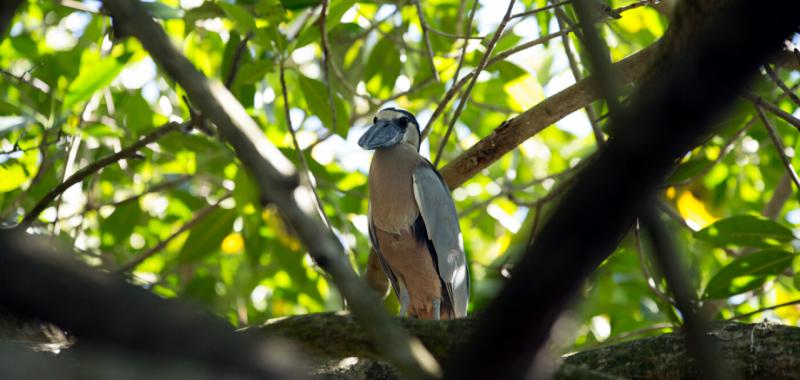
[17,122,181,228]
[439,46,655,189]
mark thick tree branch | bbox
[446,0,800,378]
[245,313,800,380]
[0,230,303,379]
[439,46,654,188]
[100,1,438,378]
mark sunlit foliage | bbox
[2,0,800,352]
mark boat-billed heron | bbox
[358,108,469,319]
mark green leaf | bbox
[64,53,132,111]
[694,215,795,248]
[279,0,319,10]
[118,93,154,133]
[703,250,794,299]
[101,201,142,248]
[364,38,401,97]
[235,61,274,84]
[178,207,237,262]
[297,74,348,134]
[664,158,713,186]
[218,2,256,33]
[142,2,184,19]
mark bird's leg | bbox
[399,283,410,317]
[432,298,441,321]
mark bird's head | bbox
[358,108,420,152]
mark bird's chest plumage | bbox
[368,145,421,233]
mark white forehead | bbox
[376,109,408,121]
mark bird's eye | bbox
[373,117,377,124]
[399,117,410,126]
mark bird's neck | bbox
[369,144,421,232]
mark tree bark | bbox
[446,0,800,378]
[245,314,800,380]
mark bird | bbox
[358,107,469,320]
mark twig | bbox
[510,0,572,20]
[421,27,574,139]
[279,61,333,231]
[97,1,468,376]
[572,0,623,121]
[116,194,228,273]
[224,32,252,89]
[613,0,658,14]
[641,206,727,379]
[553,5,605,145]
[668,118,754,187]
[728,298,800,320]
[763,65,800,108]
[426,27,484,40]
[744,92,800,130]
[755,104,800,193]
[432,0,515,167]
[17,122,182,229]
[318,0,338,134]
[57,175,191,222]
[412,0,440,82]
[634,219,675,305]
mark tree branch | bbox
[0,230,303,379]
[439,45,655,188]
[99,1,438,378]
[445,0,800,377]
[17,122,181,229]
[433,0,515,167]
[116,193,229,273]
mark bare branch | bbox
[17,122,181,229]
[755,104,800,193]
[412,0,439,82]
[763,65,800,108]
[116,194,228,273]
[100,1,439,377]
[0,230,304,379]
[445,0,800,377]
[280,60,332,230]
[744,92,800,130]
[729,298,800,320]
[318,0,338,135]
[510,0,572,20]
[224,32,253,89]
[439,45,655,189]
[553,6,605,145]
[641,207,727,379]
[433,0,515,167]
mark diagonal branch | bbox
[445,0,800,377]
[439,45,655,188]
[116,193,229,273]
[17,122,181,229]
[411,0,439,82]
[318,0,338,135]
[755,104,800,194]
[433,0,515,167]
[100,1,439,378]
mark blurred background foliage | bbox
[2,0,800,353]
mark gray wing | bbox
[368,207,400,298]
[412,162,469,317]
